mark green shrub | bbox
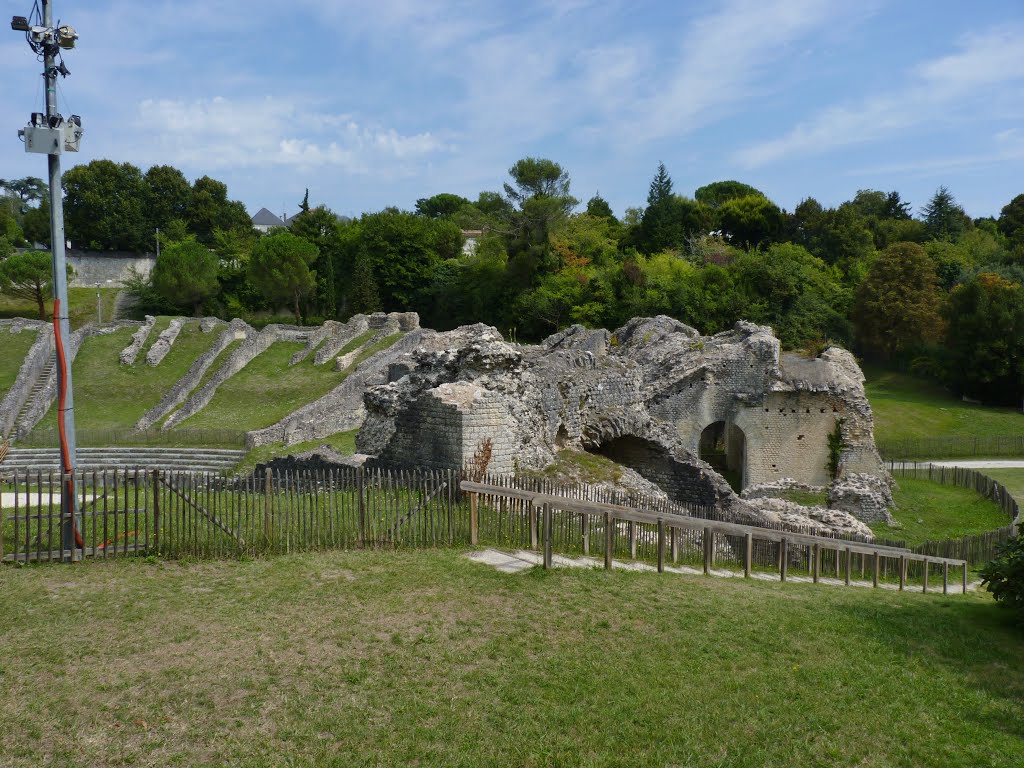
[981,535,1024,622]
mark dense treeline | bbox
[1,158,1023,406]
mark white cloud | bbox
[132,96,448,173]
[734,25,1024,168]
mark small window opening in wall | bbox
[791,409,796,413]
[833,408,838,413]
[805,408,810,414]
[764,408,769,413]
[771,463,777,469]
[779,408,785,413]
[797,434,804,440]
[820,408,826,413]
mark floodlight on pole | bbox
[12,0,83,559]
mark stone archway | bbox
[699,421,746,491]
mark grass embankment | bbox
[0,287,120,330]
[181,333,402,435]
[0,550,1021,767]
[984,469,1024,509]
[0,330,37,401]
[864,366,1024,443]
[231,430,359,475]
[871,477,1013,545]
[33,319,220,436]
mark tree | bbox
[415,193,470,219]
[695,180,765,208]
[503,157,576,210]
[248,230,319,323]
[299,188,310,214]
[944,272,1024,405]
[716,194,784,248]
[0,250,58,319]
[585,195,615,221]
[347,245,382,315]
[143,165,192,236]
[62,160,147,250]
[0,177,47,211]
[853,242,944,361]
[151,237,220,315]
[998,193,1024,250]
[290,205,342,317]
[640,163,679,252]
[186,175,251,246]
[20,198,49,246]
[922,186,970,241]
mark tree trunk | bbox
[35,287,47,321]
[293,293,302,324]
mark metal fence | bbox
[878,435,1024,460]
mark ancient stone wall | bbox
[65,251,155,287]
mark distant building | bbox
[251,207,285,233]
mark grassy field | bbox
[0,287,120,330]
[180,334,403,434]
[983,468,1024,507]
[0,329,37,401]
[864,366,1024,443]
[33,319,221,434]
[871,477,1014,545]
[0,549,1021,767]
[231,430,359,474]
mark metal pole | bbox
[96,284,101,324]
[39,0,79,556]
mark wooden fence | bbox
[0,466,983,592]
[878,435,1024,460]
[885,462,1020,565]
[462,480,969,594]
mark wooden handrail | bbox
[460,480,969,570]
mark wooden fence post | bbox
[962,566,968,595]
[604,511,613,570]
[629,520,637,559]
[703,527,712,575]
[780,538,788,582]
[470,492,479,546]
[922,558,929,593]
[657,519,665,573]
[264,468,272,547]
[812,543,820,584]
[542,503,552,569]
[898,555,906,591]
[671,528,678,564]
[151,469,160,554]
[943,562,949,595]
[872,554,880,588]
[358,467,367,548]
[844,547,851,586]
[529,502,538,550]
[741,532,752,578]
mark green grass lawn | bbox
[864,365,1024,443]
[871,477,1013,545]
[178,342,351,433]
[0,329,37,401]
[232,429,359,475]
[179,334,403,434]
[982,468,1024,508]
[0,287,119,330]
[32,319,221,436]
[0,549,1021,767]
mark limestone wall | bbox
[145,318,185,366]
[66,251,156,287]
[119,315,155,366]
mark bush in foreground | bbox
[981,534,1024,622]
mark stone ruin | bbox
[346,316,891,536]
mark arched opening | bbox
[699,421,746,491]
[585,434,721,508]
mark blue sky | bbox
[3,0,1024,221]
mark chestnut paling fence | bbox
[0,467,973,594]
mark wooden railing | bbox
[461,480,971,595]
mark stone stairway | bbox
[110,289,135,321]
[0,447,245,475]
[14,357,54,427]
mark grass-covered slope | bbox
[0,329,37,401]
[0,287,119,329]
[871,477,1014,545]
[0,550,1021,767]
[177,341,350,433]
[864,366,1024,443]
[34,319,221,434]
